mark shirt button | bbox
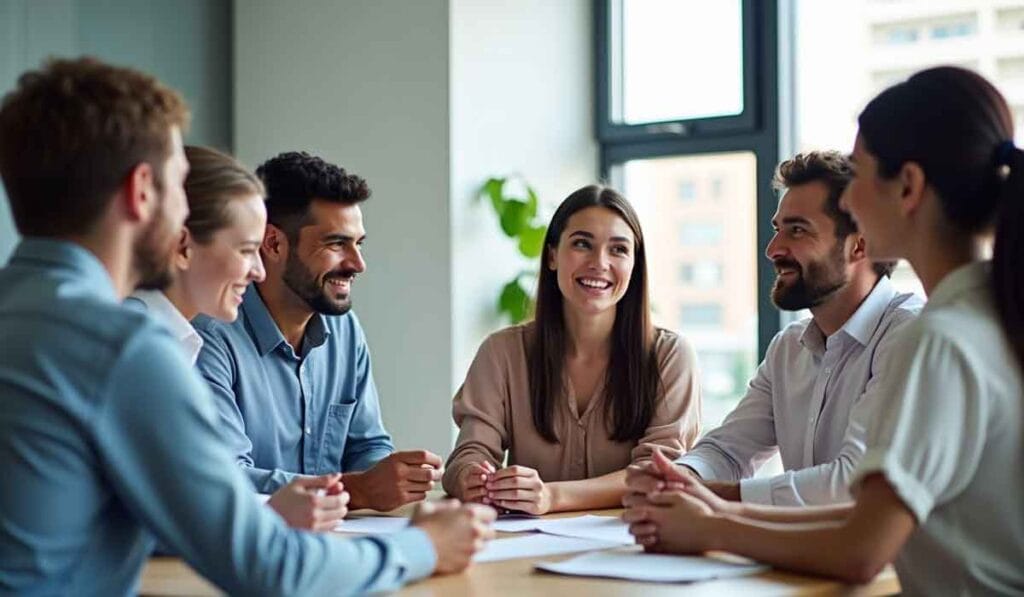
[304,426,311,435]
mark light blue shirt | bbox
[193,286,394,493]
[0,239,435,596]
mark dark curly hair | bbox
[256,151,370,240]
[773,151,896,278]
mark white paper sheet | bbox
[474,535,620,563]
[535,550,769,582]
[493,518,545,533]
[332,516,409,534]
[534,515,634,545]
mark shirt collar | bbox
[241,285,331,357]
[837,275,897,346]
[9,238,118,302]
[128,289,204,364]
[800,275,897,353]
[924,261,990,312]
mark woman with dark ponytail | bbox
[624,66,1024,594]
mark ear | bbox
[261,223,289,265]
[847,233,868,263]
[121,162,157,223]
[897,161,927,218]
[546,244,557,272]
[173,227,193,270]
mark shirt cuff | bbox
[387,528,437,583]
[676,455,721,482]
[739,477,775,505]
[851,448,934,523]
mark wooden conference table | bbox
[139,502,900,596]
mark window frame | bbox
[595,0,781,358]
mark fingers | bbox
[621,492,651,508]
[291,472,342,490]
[621,506,651,524]
[624,469,663,495]
[463,502,497,522]
[489,465,537,481]
[405,466,442,484]
[486,487,539,502]
[491,499,542,515]
[395,450,444,469]
[647,491,686,507]
[484,475,541,492]
[462,485,488,502]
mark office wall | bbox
[449,0,598,402]
[0,0,231,262]
[234,0,454,454]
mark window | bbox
[678,180,697,202]
[680,303,723,327]
[874,24,919,45]
[680,223,724,246]
[793,0,1024,298]
[681,261,724,287]
[930,18,976,40]
[598,0,775,432]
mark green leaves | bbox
[498,275,533,323]
[479,176,547,323]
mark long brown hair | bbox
[528,185,660,443]
[859,66,1024,374]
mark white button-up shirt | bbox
[679,276,924,505]
[127,289,204,365]
[852,262,1024,595]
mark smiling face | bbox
[765,181,852,311]
[547,206,636,316]
[183,193,267,321]
[281,199,367,315]
[840,134,907,261]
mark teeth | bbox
[578,278,611,289]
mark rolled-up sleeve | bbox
[678,333,781,482]
[443,336,509,496]
[631,332,702,464]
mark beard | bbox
[133,195,179,291]
[281,250,357,316]
[770,241,848,311]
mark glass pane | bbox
[618,151,757,429]
[617,0,744,124]
[795,0,1024,296]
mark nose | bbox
[347,245,367,273]
[591,248,611,271]
[250,252,267,283]
[765,231,786,262]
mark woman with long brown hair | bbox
[624,66,1024,594]
[443,185,701,513]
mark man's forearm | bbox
[341,471,372,510]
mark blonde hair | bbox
[184,145,264,244]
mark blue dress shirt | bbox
[0,239,434,596]
[193,285,394,493]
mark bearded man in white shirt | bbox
[631,151,924,507]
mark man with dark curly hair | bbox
[628,151,923,510]
[194,151,443,512]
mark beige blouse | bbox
[442,323,701,494]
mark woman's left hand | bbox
[483,465,554,515]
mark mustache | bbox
[323,269,359,282]
[772,258,802,274]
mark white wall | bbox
[234,0,454,455]
[449,0,598,404]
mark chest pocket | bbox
[319,401,357,474]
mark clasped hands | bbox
[455,461,554,515]
[621,449,735,554]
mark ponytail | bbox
[992,143,1024,373]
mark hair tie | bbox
[994,140,1017,167]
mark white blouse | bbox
[127,289,204,365]
[852,262,1024,595]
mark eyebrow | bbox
[568,230,633,244]
[780,216,813,227]
[321,233,365,243]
